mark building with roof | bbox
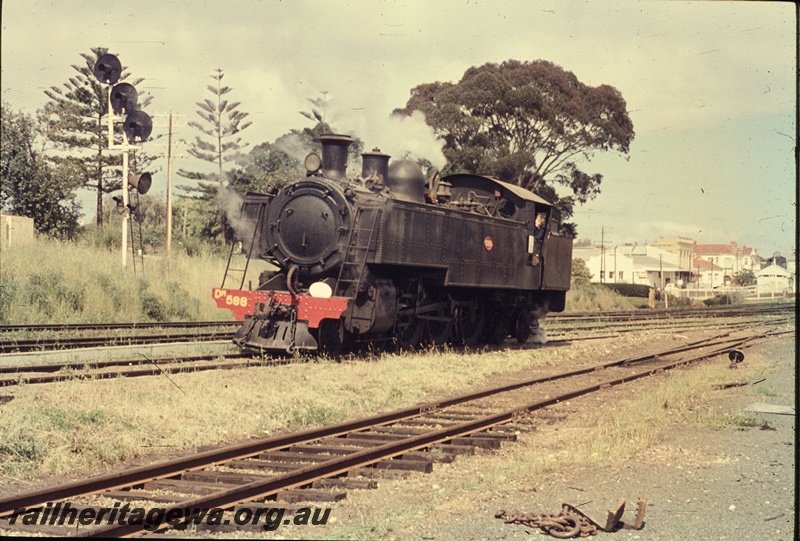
[692,257,725,289]
[650,237,695,269]
[572,244,685,288]
[755,264,793,297]
[694,242,758,286]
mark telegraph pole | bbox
[166,113,173,251]
[600,226,605,283]
[153,111,186,252]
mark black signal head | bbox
[123,110,153,143]
[110,83,139,115]
[93,54,122,85]
[128,172,152,195]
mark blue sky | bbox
[2,0,796,257]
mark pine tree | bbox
[178,68,251,245]
[40,47,153,228]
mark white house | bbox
[694,242,758,285]
[572,244,683,287]
[756,264,792,297]
[692,257,725,289]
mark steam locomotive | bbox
[213,134,572,354]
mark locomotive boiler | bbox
[213,134,572,353]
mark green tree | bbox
[394,59,635,236]
[571,258,593,285]
[40,47,153,229]
[732,269,756,287]
[299,92,334,135]
[178,68,252,245]
[1,102,81,238]
[228,139,303,195]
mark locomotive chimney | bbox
[318,134,354,181]
[361,148,390,185]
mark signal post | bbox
[92,53,154,268]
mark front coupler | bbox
[234,298,318,353]
[228,291,349,354]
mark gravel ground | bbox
[310,334,795,541]
[2,326,793,540]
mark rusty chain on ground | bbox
[495,508,597,538]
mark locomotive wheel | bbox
[366,333,391,356]
[489,312,509,345]
[514,310,532,344]
[317,319,344,358]
[454,300,486,347]
[396,314,426,350]
[424,312,453,346]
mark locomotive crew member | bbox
[534,213,547,241]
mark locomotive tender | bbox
[213,134,572,353]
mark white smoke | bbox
[216,187,253,243]
[530,304,550,344]
[275,132,315,167]
[351,110,447,171]
[299,91,447,173]
[530,325,548,345]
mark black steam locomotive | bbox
[213,134,572,353]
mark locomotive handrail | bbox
[335,207,382,297]
[221,200,266,290]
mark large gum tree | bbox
[394,59,635,236]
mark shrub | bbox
[703,294,732,306]
[666,294,692,308]
[565,281,640,311]
[599,283,651,298]
[0,279,17,322]
[571,258,593,285]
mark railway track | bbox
[0,353,267,387]
[0,329,235,354]
[0,321,240,334]
[0,325,790,537]
[1,318,788,389]
[0,304,790,354]
[547,303,792,321]
[0,307,789,386]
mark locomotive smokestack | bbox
[361,148,390,185]
[318,134,354,181]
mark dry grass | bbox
[1,239,640,325]
[0,345,556,481]
[565,281,643,312]
[2,321,769,486]
[0,239,232,324]
[306,340,784,540]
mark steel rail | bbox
[80,331,788,538]
[0,321,239,333]
[0,329,781,519]
[0,353,247,375]
[0,357,263,387]
[0,331,234,354]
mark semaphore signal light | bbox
[110,82,138,115]
[123,111,153,143]
[93,53,122,85]
[92,52,155,269]
[92,53,153,145]
[128,172,152,195]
